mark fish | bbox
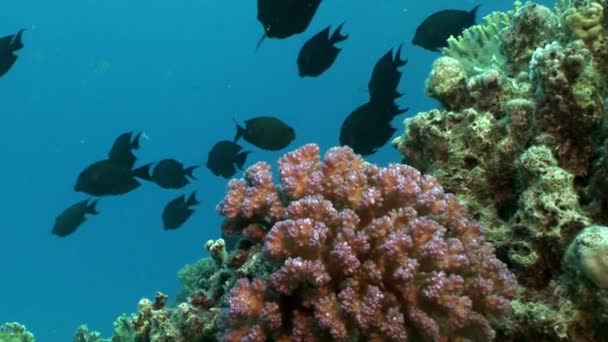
[234,116,295,151]
[162,191,199,230]
[412,5,480,52]
[75,131,152,196]
[368,45,407,107]
[151,158,198,189]
[0,29,25,78]
[297,23,348,77]
[206,140,250,179]
[339,101,406,156]
[256,0,322,49]
[52,199,99,237]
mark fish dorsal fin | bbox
[186,191,200,206]
[470,5,481,17]
[330,22,348,44]
[87,199,100,215]
[11,29,25,51]
[108,131,141,169]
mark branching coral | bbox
[216,144,517,341]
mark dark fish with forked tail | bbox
[206,140,250,179]
[162,191,199,230]
[75,131,152,196]
[297,23,348,77]
[151,158,198,189]
[52,199,99,237]
[340,101,405,156]
[368,45,407,108]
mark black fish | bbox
[75,132,152,196]
[206,140,250,179]
[52,199,98,237]
[151,158,198,189]
[234,116,295,151]
[162,191,199,230]
[297,23,347,77]
[339,101,404,156]
[256,0,322,49]
[412,5,480,52]
[368,45,407,107]
[0,29,25,78]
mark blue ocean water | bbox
[1,0,544,340]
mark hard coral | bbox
[216,144,517,341]
[0,322,35,342]
[394,0,608,339]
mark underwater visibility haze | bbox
[8,0,608,341]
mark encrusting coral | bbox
[394,0,608,340]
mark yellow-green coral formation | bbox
[502,3,560,74]
[530,40,604,175]
[73,325,107,342]
[425,57,468,110]
[394,0,608,340]
[442,7,515,76]
[564,0,608,80]
[510,146,590,283]
[0,322,35,342]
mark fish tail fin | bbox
[186,191,200,207]
[255,32,266,52]
[470,4,481,17]
[87,199,100,215]
[184,165,198,180]
[233,119,246,142]
[330,22,348,44]
[234,151,251,170]
[133,163,153,181]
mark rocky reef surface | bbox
[393,0,608,339]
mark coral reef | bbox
[214,143,516,341]
[0,322,35,342]
[79,144,516,341]
[394,0,608,340]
